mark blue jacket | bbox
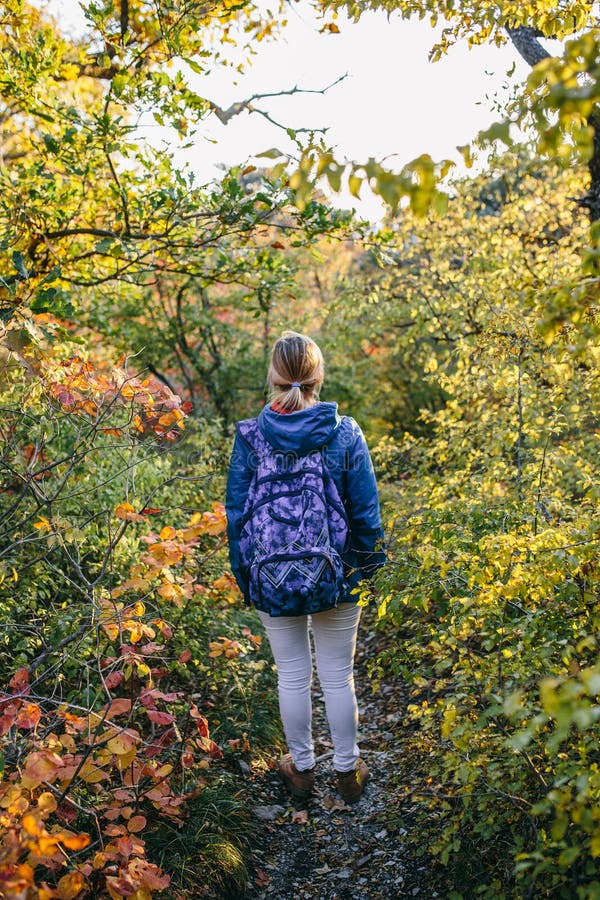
[225,401,385,605]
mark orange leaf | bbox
[127,815,146,833]
[22,812,44,836]
[59,832,91,851]
[103,698,132,719]
[22,750,63,788]
[114,503,145,523]
[33,518,52,531]
[16,702,41,729]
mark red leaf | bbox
[139,691,156,709]
[103,807,125,821]
[9,668,30,692]
[190,705,209,738]
[255,868,271,887]
[16,703,41,729]
[106,875,136,896]
[104,824,127,837]
[208,740,223,759]
[145,727,176,757]
[115,836,135,857]
[104,671,125,690]
[150,690,182,703]
[178,649,191,664]
[146,709,175,726]
[141,642,163,656]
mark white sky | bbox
[49,0,532,220]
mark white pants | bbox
[256,602,362,773]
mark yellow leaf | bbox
[33,518,51,531]
[102,622,120,641]
[59,63,80,80]
[37,791,58,814]
[79,761,107,784]
[348,174,362,198]
[56,871,87,899]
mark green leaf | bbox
[112,74,128,96]
[182,57,205,74]
[325,164,343,193]
[39,266,62,286]
[0,305,16,325]
[42,133,60,154]
[256,147,284,159]
[12,251,29,280]
[30,287,73,317]
[479,120,512,147]
[432,191,449,215]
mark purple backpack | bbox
[237,419,350,616]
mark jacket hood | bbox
[257,401,342,454]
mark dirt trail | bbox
[241,608,435,899]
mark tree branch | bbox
[208,74,348,126]
[505,25,552,67]
[120,0,129,40]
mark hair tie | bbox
[291,382,302,389]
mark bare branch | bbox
[209,73,349,126]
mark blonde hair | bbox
[267,330,324,412]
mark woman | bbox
[225,331,385,803]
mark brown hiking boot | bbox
[336,758,369,803]
[278,753,315,799]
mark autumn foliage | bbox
[0,337,272,897]
[3,0,600,898]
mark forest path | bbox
[240,606,434,900]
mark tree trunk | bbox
[507,26,600,223]
[579,110,600,223]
